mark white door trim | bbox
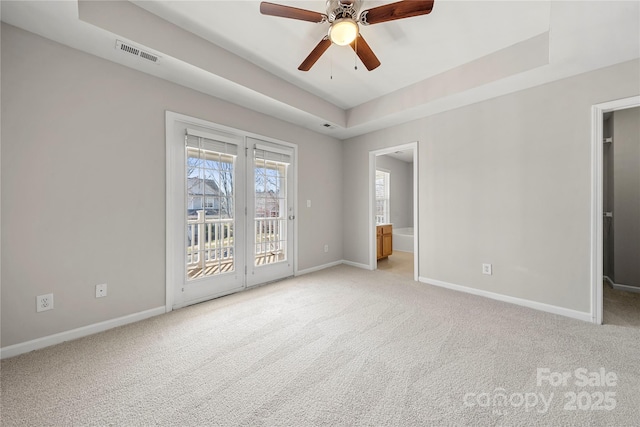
[165,111,298,313]
[590,96,640,324]
[368,142,419,281]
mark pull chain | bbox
[330,48,333,80]
[354,36,358,70]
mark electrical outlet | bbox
[96,283,107,298]
[482,263,492,275]
[324,244,329,253]
[36,293,54,312]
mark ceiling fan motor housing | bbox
[326,0,360,22]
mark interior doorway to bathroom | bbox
[369,143,418,281]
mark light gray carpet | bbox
[603,282,640,328]
[2,265,639,426]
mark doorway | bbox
[369,142,419,281]
[600,106,640,327]
[591,96,640,324]
[166,112,296,310]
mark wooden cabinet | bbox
[376,224,393,260]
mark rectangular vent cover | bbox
[116,40,160,64]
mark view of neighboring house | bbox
[187,177,221,214]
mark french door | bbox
[167,113,295,309]
[246,138,294,287]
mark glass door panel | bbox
[186,148,236,279]
[247,138,294,286]
[254,158,287,266]
[178,129,245,306]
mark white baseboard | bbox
[297,260,373,276]
[418,276,592,323]
[0,306,166,360]
[296,260,344,276]
[342,260,373,270]
[611,282,640,294]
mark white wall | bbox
[0,24,343,348]
[343,59,640,314]
[376,155,413,229]
[612,107,640,288]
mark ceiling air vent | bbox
[115,40,160,64]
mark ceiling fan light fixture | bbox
[261,0,435,71]
[329,19,358,46]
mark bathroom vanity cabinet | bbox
[376,224,393,260]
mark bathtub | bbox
[393,227,414,253]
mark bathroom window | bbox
[376,169,390,224]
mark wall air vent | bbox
[115,40,160,64]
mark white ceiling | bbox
[2,1,639,139]
[132,0,552,109]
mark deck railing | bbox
[186,211,286,277]
[186,212,234,268]
[255,218,285,256]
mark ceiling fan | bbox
[260,0,435,71]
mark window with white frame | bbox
[375,169,390,224]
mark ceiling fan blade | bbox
[350,34,381,71]
[260,2,326,23]
[360,0,434,25]
[298,37,332,71]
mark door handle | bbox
[288,215,295,220]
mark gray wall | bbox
[612,107,640,288]
[0,24,343,348]
[376,155,413,229]
[343,59,640,313]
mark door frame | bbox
[590,95,640,324]
[368,142,419,281]
[165,111,298,312]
